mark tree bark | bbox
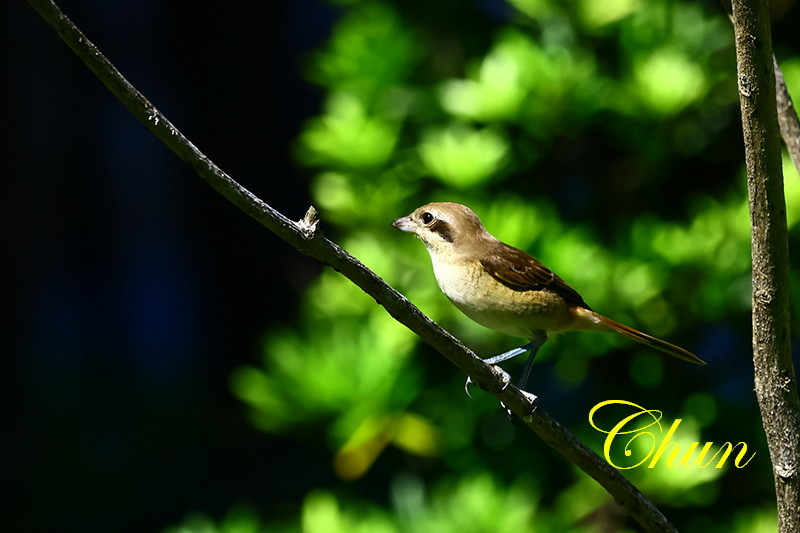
[720,1,800,178]
[731,0,800,530]
[774,57,800,177]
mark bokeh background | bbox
[6,0,800,531]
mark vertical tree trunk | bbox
[731,0,800,530]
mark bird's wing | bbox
[479,243,591,310]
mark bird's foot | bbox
[464,341,538,397]
[464,366,511,397]
[502,390,540,424]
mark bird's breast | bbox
[430,257,575,339]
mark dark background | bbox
[6,1,334,530]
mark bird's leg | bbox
[464,349,525,396]
[517,333,547,391]
[464,331,547,397]
[500,332,547,421]
[481,345,531,365]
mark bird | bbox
[392,201,706,397]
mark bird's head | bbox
[392,202,493,256]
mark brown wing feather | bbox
[479,243,591,310]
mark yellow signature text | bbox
[588,400,755,470]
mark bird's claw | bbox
[464,376,475,398]
[520,389,540,415]
[497,368,512,391]
[500,401,514,420]
[502,390,540,424]
[464,367,512,398]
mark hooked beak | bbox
[392,215,416,233]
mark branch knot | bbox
[297,206,320,240]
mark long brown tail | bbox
[575,308,706,365]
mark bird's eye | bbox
[421,212,434,225]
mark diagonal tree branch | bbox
[731,0,800,531]
[27,1,678,531]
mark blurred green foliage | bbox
[168,0,800,531]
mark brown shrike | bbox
[393,202,706,396]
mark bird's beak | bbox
[392,215,416,233]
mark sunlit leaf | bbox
[578,0,640,28]
[299,92,399,169]
[632,48,707,115]
[418,125,508,187]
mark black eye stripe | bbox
[429,219,454,243]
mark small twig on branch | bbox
[27,0,678,531]
[731,0,800,531]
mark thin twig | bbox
[26,0,678,531]
[720,0,800,176]
[774,57,800,177]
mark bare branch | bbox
[27,0,678,530]
[731,0,800,530]
[720,0,800,176]
[774,58,800,177]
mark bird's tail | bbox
[574,308,706,365]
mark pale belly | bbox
[432,260,576,339]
